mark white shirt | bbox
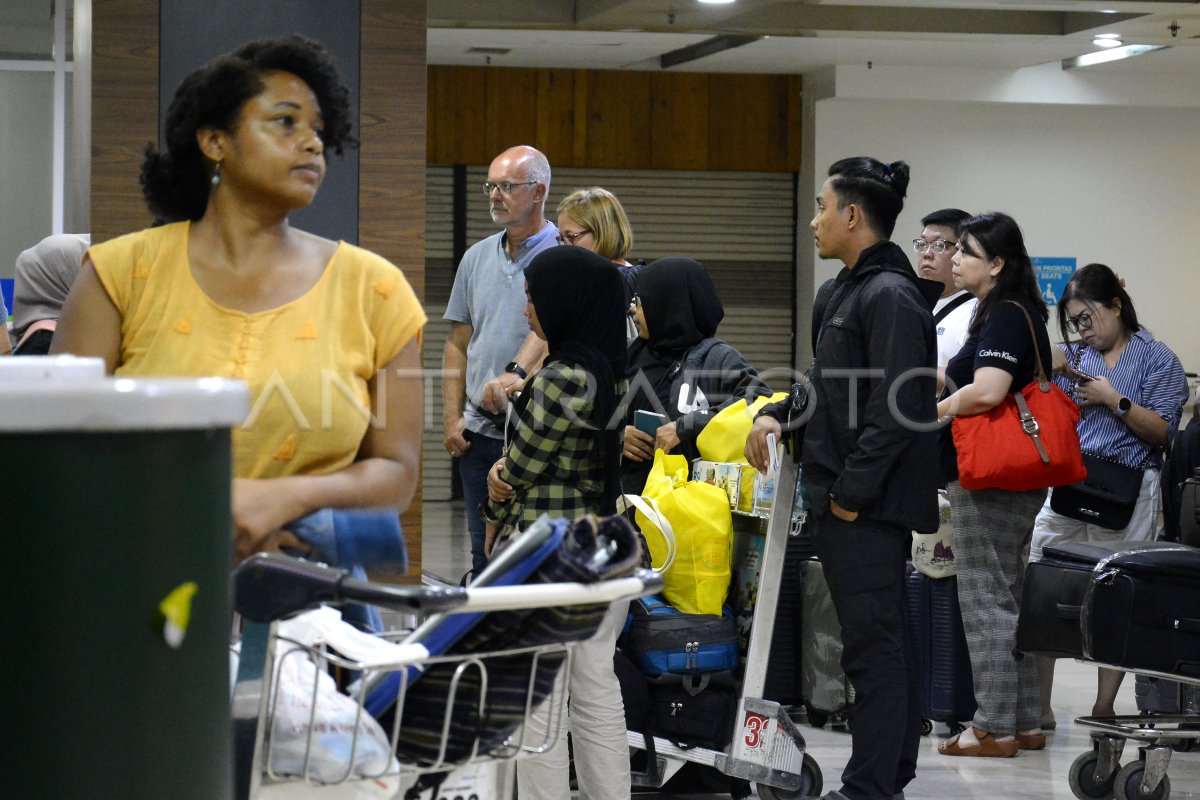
[932,290,977,369]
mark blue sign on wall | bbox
[1032,257,1076,308]
[1,278,13,321]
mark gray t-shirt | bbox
[444,222,559,437]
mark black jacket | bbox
[622,337,771,492]
[801,241,942,533]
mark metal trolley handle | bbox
[234,552,666,623]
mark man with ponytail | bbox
[749,157,941,800]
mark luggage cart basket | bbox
[627,453,823,800]
[1067,665,1200,800]
[232,551,662,800]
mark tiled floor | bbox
[422,499,1200,800]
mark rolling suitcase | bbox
[907,570,976,734]
[1016,542,1118,658]
[1082,544,1200,677]
[800,558,854,728]
[763,526,813,706]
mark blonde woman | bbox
[555,186,642,312]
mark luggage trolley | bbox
[1067,667,1200,800]
[626,453,823,800]
[231,544,662,800]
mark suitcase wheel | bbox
[1113,761,1170,800]
[1067,750,1118,800]
[805,708,828,729]
[920,718,933,736]
[755,753,822,800]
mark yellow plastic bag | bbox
[695,391,788,463]
[634,450,733,616]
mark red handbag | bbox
[951,302,1086,492]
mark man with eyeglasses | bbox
[442,145,558,576]
[913,208,975,384]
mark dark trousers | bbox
[459,429,505,576]
[811,512,921,800]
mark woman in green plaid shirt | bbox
[481,245,633,800]
[482,246,626,547]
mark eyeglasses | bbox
[913,238,957,255]
[482,180,537,197]
[1066,310,1095,334]
[556,229,591,246]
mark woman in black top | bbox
[935,213,1052,758]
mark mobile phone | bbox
[1072,368,1098,383]
[634,410,668,438]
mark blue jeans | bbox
[460,429,505,576]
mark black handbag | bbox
[1050,453,1143,531]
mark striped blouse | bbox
[1054,329,1189,469]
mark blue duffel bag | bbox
[620,594,739,678]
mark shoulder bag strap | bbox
[1003,300,1052,464]
[933,292,973,325]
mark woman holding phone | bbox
[620,257,771,494]
[1029,262,1188,728]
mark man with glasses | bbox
[442,145,557,576]
[914,208,975,382]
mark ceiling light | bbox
[697,0,737,5]
[1093,35,1123,48]
[1063,44,1170,69]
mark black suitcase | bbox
[1083,545,1200,678]
[1016,542,1120,658]
[907,570,976,732]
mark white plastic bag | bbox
[269,625,398,781]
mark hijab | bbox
[12,233,90,340]
[626,257,724,408]
[523,246,627,514]
[634,257,724,359]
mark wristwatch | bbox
[1115,396,1132,416]
[504,361,527,380]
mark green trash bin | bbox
[0,367,248,800]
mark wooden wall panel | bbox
[583,70,653,168]
[91,0,158,243]
[650,72,709,171]
[484,67,539,158]
[710,74,775,172]
[428,66,802,173]
[429,66,489,165]
[535,69,576,167]
[361,0,426,579]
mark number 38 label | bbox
[742,711,771,749]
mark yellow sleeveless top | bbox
[89,222,426,479]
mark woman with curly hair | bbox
[54,35,424,561]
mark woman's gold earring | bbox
[211,161,222,187]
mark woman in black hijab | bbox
[483,245,626,544]
[482,246,633,800]
[622,257,771,493]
